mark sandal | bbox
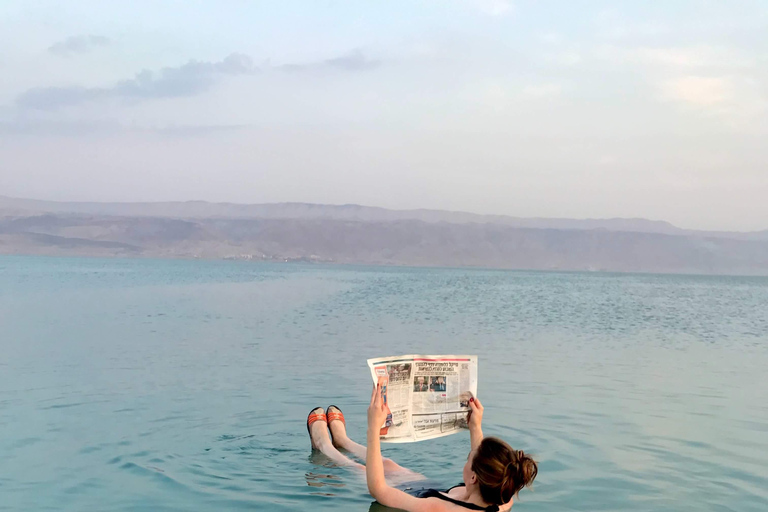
[326,405,345,443]
[307,407,327,446]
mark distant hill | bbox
[0,195,700,234]
[1,196,767,275]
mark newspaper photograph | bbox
[367,355,478,443]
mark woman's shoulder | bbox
[444,483,465,497]
[419,496,471,512]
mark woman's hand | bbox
[467,396,484,431]
[367,382,387,431]
[467,396,484,449]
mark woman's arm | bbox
[366,384,444,512]
[467,397,484,450]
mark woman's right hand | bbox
[467,396,484,431]
[367,383,387,431]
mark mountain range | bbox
[2,196,767,275]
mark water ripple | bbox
[1,258,767,511]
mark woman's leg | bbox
[309,408,364,470]
[327,406,425,480]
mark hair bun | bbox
[472,437,538,505]
[518,452,538,488]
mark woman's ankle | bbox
[329,422,348,446]
[330,430,349,448]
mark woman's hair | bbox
[471,437,538,505]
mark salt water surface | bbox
[1,256,767,511]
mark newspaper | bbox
[367,354,478,443]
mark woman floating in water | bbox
[306,385,537,511]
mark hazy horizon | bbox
[4,193,768,234]
[2,1,767,231]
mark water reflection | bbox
[306,471,346,497]
[306,450,350,497]
[367,500,403,512]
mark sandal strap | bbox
[307,412,327,427]
[327,412,345,425]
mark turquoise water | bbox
[1,256,767,511]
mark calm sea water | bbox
[1,256,767,512]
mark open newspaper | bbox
[367,355,478,443]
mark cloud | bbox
[658,75,768,124]
[593,43,764,121]
[659,76,732,107]
[16,51,380,110]
[16,53,256,110]
[48,35,111,56]
[280,49,380,72]
[113,53,256,99]
[323,49,381,71]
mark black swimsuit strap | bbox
[425,484,500,512]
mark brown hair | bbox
[471,437,538,505]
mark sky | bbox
[1,1,767,231]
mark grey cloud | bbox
[112,53,255,99]
[48,35,111,56]
[16,53,256,110]
[323,50,381,71]
[15,51,375,110]
[281,49,381,72]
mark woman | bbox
[306,384,537,511]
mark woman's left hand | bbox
[467,396,484,431]
[367,383,387,430]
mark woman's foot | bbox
[307,407,330,450]
[312,405,423,477]
[326,405,348,448]
[306,406,364,470]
